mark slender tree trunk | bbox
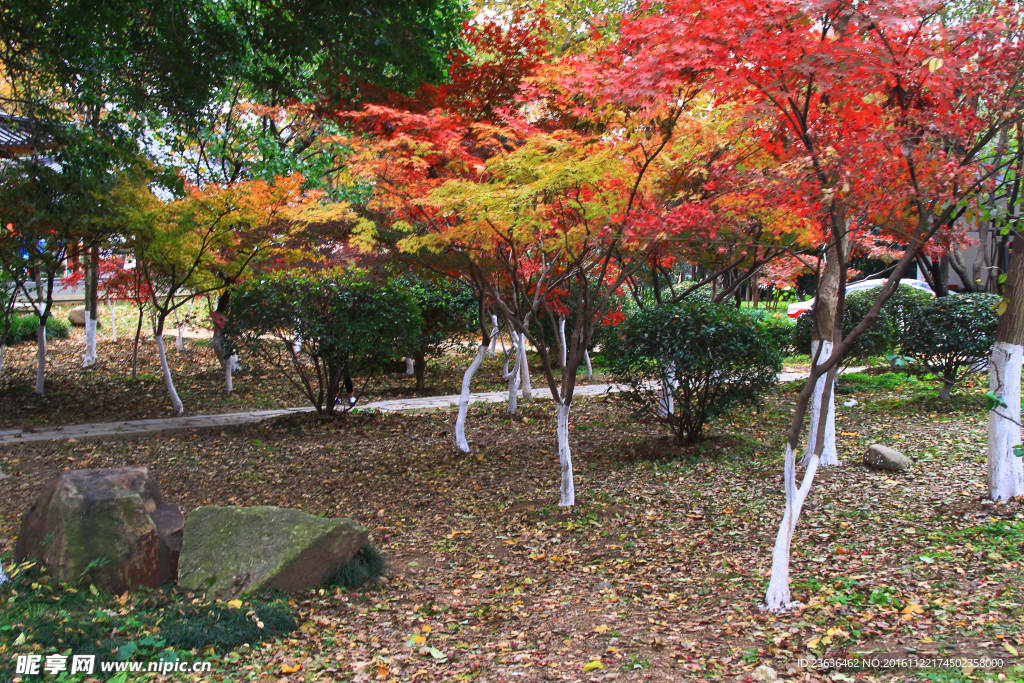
[154,329,184,413]
[556,400,574,507]
[405,357,414,375]
[488,314,499,358]
[225,351,234,393]
[558,317,567,368]
[519,337,532,402]
[414,352,426,393]
[0,344,5,382]
[802,233,845,468]
[131,305,144,379]
[803,340,839,466]
[988,232,1024,500]
[84,248,99,367]
[507,331,522,415]
[108,300,117,342]
[456,343,488,453]
[658,362,676,418]
[35,323,46,395]
[583,349,593,380]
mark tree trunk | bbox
[131,306,143,379]
[802,234,845,468]
[154,331,184,413]
[414,352,426,393]
[405,357,414,375]
[558,317,567,369]
[488,314,499,358]
[35,323,46,395]
[583,348,593,380]
[556,400,575,507]
[987,233,1024,500]
[173,302,185,353]
[108,300,117,342]
[657,362,676,418]
[84,248,99,367]
[0,344,5,382]
[225,351,235,393]
[803,340,840,466]
[507,332,522,415]
[456,343,488,453]
[519,339,532,402]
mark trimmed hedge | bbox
[1,313,71,346]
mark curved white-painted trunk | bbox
[507,332,522,415]
[558,318,567,369]
[803,340,839,467]
[657,362,676,418]
[764,443,820,611]
[584,349,593,380]
[155,334,184,413]
[225,352,236,393]
[456,343,488,453]
[519,335,532,402]
[108,301,117,342]
[488,314,499,358]
[405,357,415,375]
[557,401,575,507]
[35,324,46,395]
[174,309,184,352]
[988,342,1024,500]
[83,317,97,367]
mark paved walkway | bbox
[0,371,836,445]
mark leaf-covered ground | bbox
[0,310,602,430]
[1,369,1021,682]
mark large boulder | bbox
[14,468,183,593]
[863,444,912,472]
[178,506,368,598]
[67,305,101,327]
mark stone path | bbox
[0,371,846,445]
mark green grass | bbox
[1,313,70,345]
[935,520,1024,562]
[0,563,296,667]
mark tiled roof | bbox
[0,113,37,156]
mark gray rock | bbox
[864,444,912,472]
[67,305,101,327]
[751,664,777,682]
[14,467,183,592]
[177,506,368,598]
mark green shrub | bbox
[402,278,478,391]
[222,269,423,413]
[1,313,70,345]
[606,300,782,443]
[743,308,793,356]
[790,287,914,361]
[902,293,999,400]
[332,541,386,589]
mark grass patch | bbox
[0,564,296,665]
[936,520,1024,561]
[331,542,387,590]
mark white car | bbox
[787,278,935,319]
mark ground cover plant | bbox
[1,370,1021,681]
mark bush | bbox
[402,278,478,391]
[606,300,783,443]
[790,289,893,361]
[222,270,423,413]
[902,293,1000,400]
[1,312,70,345]
[744,308,793,356]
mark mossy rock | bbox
[177,506,368,598]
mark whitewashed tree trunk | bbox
[584,349,593,380]
[657,362,676,418]
[35,324,46,395]
[83,317,97,367]
[988,342,1024,500]
[558,317,567,368]
[456,343,488,452]
[225,352,236,393]
[173,308,184,352]
[507,332,522,415]
[802,340,839,467]
[488,314,499,357]
[108,300,117,342]
[154,334,184,413]
[556,400,575,507]
[764,444,821,610]
[405,357,415,375]
[519,335,532,402]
